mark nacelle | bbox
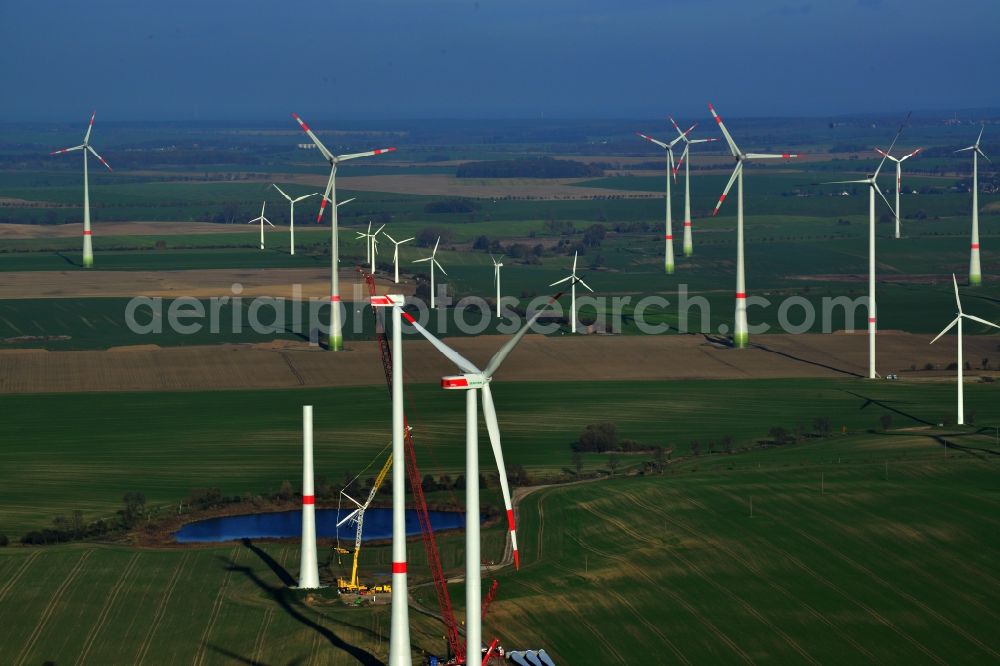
[441,373,486,390]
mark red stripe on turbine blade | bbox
[302,495,315,505]
[782,154,791,158]
[401,312,416,324]
[513,551,520,569]
[392,562,407,574]
[972,243,980,249]
[735,292,746,299]
[506,509,516,529]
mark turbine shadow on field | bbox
[846,390,935,425]
[242,538,296,586]
[750,341,864,377]
[206,642,279,666]
[221,556,380,666]
[54,251,79,267]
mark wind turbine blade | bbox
[83,111,96,144]
[399,237,414,244]
[708,103,740,157]
[576,277,594,293]
[873,126,903,179]
[413,256,432,263]
[930,317,959,344]
[355,232,368,239]
[874,185,894,213]
[952,273,962,314]
[373,224,386,235]
[669,117,686,140]
[264,217,275,227]
[954,146,975,153]
[337,147,396,162]
[432,236,441,255]
[383,232,397,244]
[50,144,85,155]
[291,113,334,161]
[712,162,742,216]
[636,132,668,149]
[272,184,291,200]
[400,311,480,373]
[668,123,695,148]
[977,147,992,163]
[480,383,520,570]
[962,313,1000,330]
[689,138,718,145]
[293,192,319,203]
[336,197,356,207]
[976,125,985,146]
[87,146,113,171]
[572,251,577,273]
[336,507,361,527]
[484,292,565,377]
[315,169,335,223]
[549,275,572,287]
[822,179,870,185]
[901,148,923,161]
[745,152,798,160]
[434,258,447,275]
[674,145,688,180]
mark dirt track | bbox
[0,269,409,300]
[1,332,996,394]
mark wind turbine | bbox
[248,201,274,250]
[709,103,798,349]
[491,255,504,317]
[413,237,446,309]
[636,123,692,273]
[873,146,922,240]
[50,111,113,268]
[356,221,385,275]
[396,289,566,660]
[956,126,990,286]
[382,232,414,284]
[670,117,718,257]
[930,274,1000,425]
[293,112,395,351]
[549,251,593,333]
[272,185,317,255]
[823,124,904,379]
[368,293,409,666]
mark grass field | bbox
[0,398,997,664]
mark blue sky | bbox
[1,0,998,121]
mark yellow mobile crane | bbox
[336,453,393,594]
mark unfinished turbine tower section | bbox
[297,405,321,589]
[50,111,113,268]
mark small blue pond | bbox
[175,508,468,544]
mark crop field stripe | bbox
[74,550,142,665]
[616,485,879,661]
[134,551,189,666]
[14,549,93,666]
[194,545,240,666]
[0,551,41,605]
[700,484,948,663]
[251,608,275,665]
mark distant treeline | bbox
[456,157,603,179]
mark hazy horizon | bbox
[2,0,999,123]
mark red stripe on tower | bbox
[972,243,980,250]
[868,317,876,323]
[665,235,673,240]
[392,562,407,574]
[83,231,92,236]
[330,295,340,302]
[302,495,315,505]
[736,292,746,299]
[684,222,692,227]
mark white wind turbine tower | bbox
[382,232,414,284]
[248,201,274,250]
[636,123,692,273]
[491,255,504,317]
[413,237,447,308]
[50,111,113,268]
[956,126,990,286]
[709,103,798,349]
[356,222,385,275]
[272,185,317,255]
[368,293,409,666]
[670,117,718,257]
[823,126,903,379]
[873,146,922,239]
[549,251,593,334]
[296,405,321,589]
[930,274,1000,425]
[293,112,395,351]
[397,290,566,660]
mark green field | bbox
[0,378,998,663]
